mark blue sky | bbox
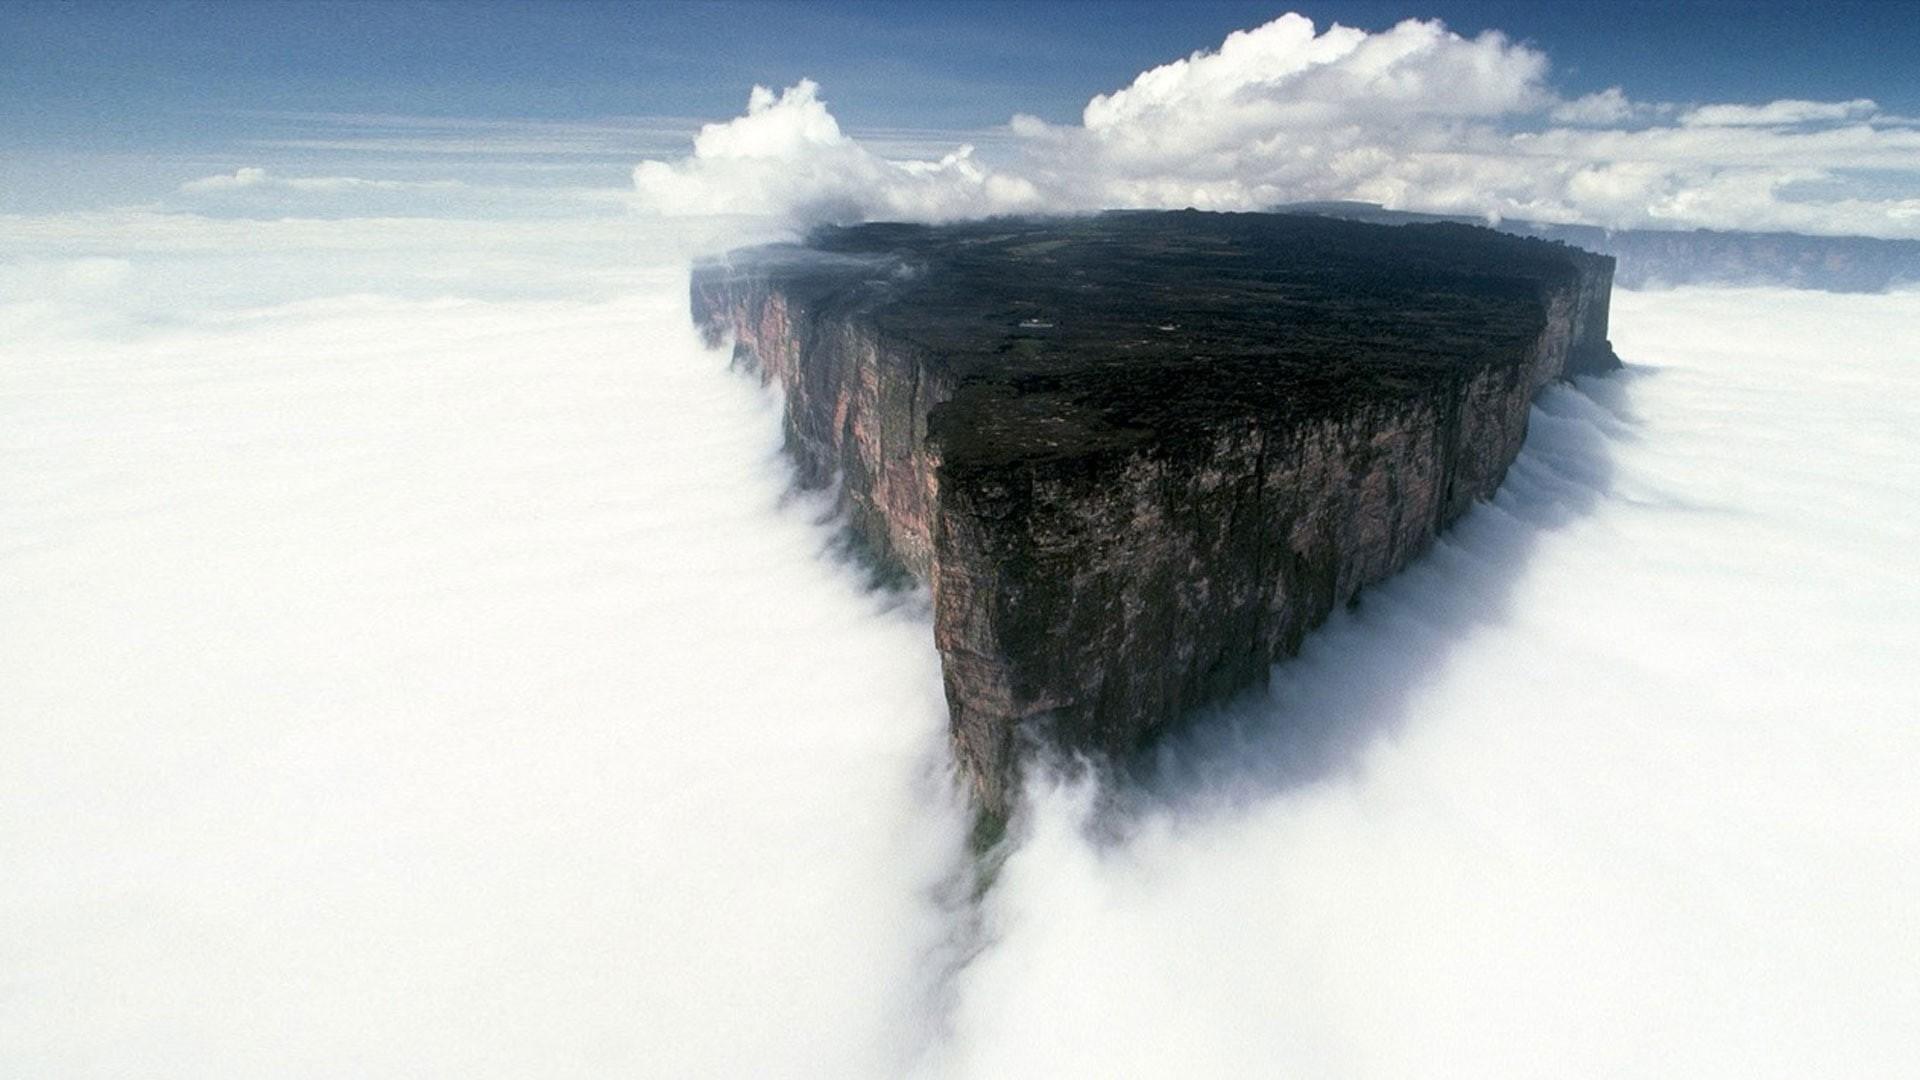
[4,1,1917,234]
[7,0,1917,144]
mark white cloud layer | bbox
[0,226,970,1077]
[5,208,1917,1075]
[935,287,1920,1076]
[633,13,1920,237]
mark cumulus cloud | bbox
[632,80,1040,225]
[1548,86,1643,126]
[1077,14,1545,134]
[634,13,1920,237]
[1004,14,1556,214]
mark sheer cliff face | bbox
[693,212,1617,815]
[694,275,949,579]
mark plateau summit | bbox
[694,210,1619,817]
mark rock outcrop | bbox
[692,211,1617,817]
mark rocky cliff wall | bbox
[693,214,1617,817]
[692,275,950,579]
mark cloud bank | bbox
[7,212,1917,1074]
[932,286,1920,1077]
[1,229,970,1077]
[634,13,1920,237]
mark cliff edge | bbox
[692,210,1617,817]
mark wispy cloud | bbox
[1680,97,1880,127]
[178,166,466,194]
[226,110,704,160]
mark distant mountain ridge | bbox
[1279,202,1920,293]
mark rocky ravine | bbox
[692,210,1618,818]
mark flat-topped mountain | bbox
[693,211,1617,817]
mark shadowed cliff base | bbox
[1094,369,1636,833]
[919,369,1633,1065]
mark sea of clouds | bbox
[4,11,1918,1079]
[1,218,974,1077]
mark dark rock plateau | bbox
[692,210,1618,817]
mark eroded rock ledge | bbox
[692,210,1617,817]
